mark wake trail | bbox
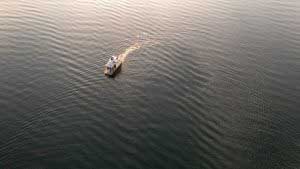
[119,43,141,62]
[117,32,161,62]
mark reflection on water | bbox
[0,0,299,168]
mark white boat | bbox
[104,55,122,76]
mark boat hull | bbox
[104,62,122,77]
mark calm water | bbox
[0,0,300,168]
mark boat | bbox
[104,55,122,76]
[104,43,141,77]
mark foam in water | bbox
[119,43,141,62]
[118,33,159,62]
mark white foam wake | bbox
[119,43,141,62]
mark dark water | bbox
[1,0,300,168]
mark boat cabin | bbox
[104,55,122,76]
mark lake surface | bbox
[0,0,299,168]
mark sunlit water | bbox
[0,0,299,168]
